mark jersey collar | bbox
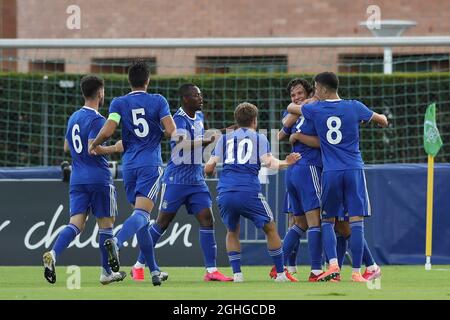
[180,107,197,120]
[127,90,147,95]
[325,99,342,102]
[82,106,100,114]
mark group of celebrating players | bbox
[42,60,387,286]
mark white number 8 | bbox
[71,124,83,154]
[326,116,342,145]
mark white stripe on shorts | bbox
[158,182,167,211]
[310,166,321,203]
[258,193,274,221]
[148,167,164,200]
[362,170,372,216]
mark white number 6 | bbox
[71,124,83,154]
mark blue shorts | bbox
[281,191,293,214]
[69,183,117,218]
[217,191,274,231]
[321,169,371,219]
[122,166,164,205]
[159,183,212,215]
[286,165,322,216]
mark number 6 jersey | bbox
[302,99,374,172]
[65,106,111,185]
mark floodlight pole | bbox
[383,47,393,74]
[360,20,417,74]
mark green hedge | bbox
[0,72,449,166]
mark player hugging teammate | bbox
[44,61,385,286]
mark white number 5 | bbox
[326,116,342,145]
[132,108,149,138]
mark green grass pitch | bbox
[0,266,449,300]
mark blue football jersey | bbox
[290,116,322,167]
[302,99,374,171]
[213,128,270,193]
[109,91,171,169]
[163,108,205,185]
[65,106,111,185]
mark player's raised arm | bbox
[370,112,389,128]
[289,132,320,148]
[162,115,177,138]
[90,139,123,155]
[260,152,301,170]
[89,119,118,154]
[204,155,219,176]
[64,139,70,154]
[282,113,299,128]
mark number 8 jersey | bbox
[108,91,171,170]
[302,99,374,172]
[213,128,271,193]
[65,106,111,185]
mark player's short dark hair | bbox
[286,78,313,96]
[178,83,197,98]
[80,75,104,99]
[128,60,150,88]
[234,102,258,127]
[314,72,339,91]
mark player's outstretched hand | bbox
[88,142,98,156]
[286,152,301,165]
[114,140,124,153]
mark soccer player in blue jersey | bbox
[130,84,232,282]
[205,102,301,282]
[89,61,176,286]
[271,79,315,278]
[43,75,126,285]
[287,72,387,282]
[273,78,326,282]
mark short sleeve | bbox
[354,100,374,122]
[299,118,317,136]
[212,134,224,163]
[158,95,171,120]
[302,103,313,120]
[89,117,106,140]
[258,133,271,158]
[109,97,122,116]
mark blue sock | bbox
[99,228,113,274]
[115,209,149,248]
[269,247,284,273]
[336,235,349,269]
[150,223,164,244]
[228,251,241,273]
[52,223,80,258]
[288,240,300,267]
[321,221,337,263]
[363,238,375,267]
[349,221,364,269]
[307,227,323,270]
[137,223,165,265]
[199,227,217,269]
[136,226,159,273]
[282,225,304,267]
